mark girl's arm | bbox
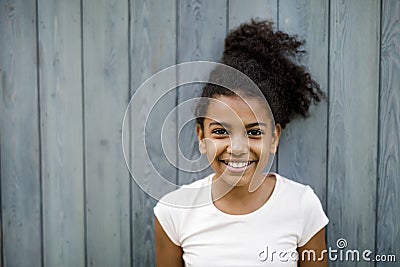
[297,228,328,267]
[154,217,184,267]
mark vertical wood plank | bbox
[0,134,2,267]
[277,0,329,208]
[377,1,400,266]
[228,0,277,29]
[229,0,278,173]
[130,0,177,265]
[328,1,380,266]
[177,0,227,184]
[38,0,85,266]
[83,0,131,266]
[0,0,42,266]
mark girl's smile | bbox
[196,94,281,191]
[219,159,255,172]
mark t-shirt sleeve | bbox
[153,201,181,246]
[298,186,329,247]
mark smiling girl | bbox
[154,20,329,266]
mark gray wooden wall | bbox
[0,0,399,266]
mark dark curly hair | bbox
[195,19,325,129]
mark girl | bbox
[154,20,329,266]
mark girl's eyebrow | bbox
[209,122,267,128]
[209,121,231,128]
[246,122,267,128]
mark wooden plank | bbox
[82,0,131,266]
[229,0,279,173]
[0,133,2,267]
[228,0,277,29]
[0,0,42,266]
[130,0,177,265]
[327,1,380,265]
[377,1,400,266]
[37,0,85,266]
[177,0,227,184]
[277,0,329,209]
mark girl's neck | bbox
[210,174,276,215]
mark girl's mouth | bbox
[219,160,255,173]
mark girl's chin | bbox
[215,173,253,187]
[210,161,267,186]
[212,169,268,188]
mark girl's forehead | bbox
[205,95,272,124]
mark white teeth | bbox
[226,161,251,168]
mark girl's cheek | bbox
[250,138,271,157]
[204,138,222,161]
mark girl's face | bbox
[196,95,281,188]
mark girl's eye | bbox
[211,128,229,135]
[247,129,263,136]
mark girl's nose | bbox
[227,135,249,155]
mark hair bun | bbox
[223,19,304,64]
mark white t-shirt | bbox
[154,172,329,266]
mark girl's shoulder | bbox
[155,173,214,209]
[272,172,319,202]
[274,172,310,190]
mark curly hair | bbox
[195,19,325,129]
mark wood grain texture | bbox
[82,0,130,266]
[377,1,400,266]
[228,0,277,29]
[130,0,177,265]
[0,0,42,266]
[37,0,85,266]
[277,0,329,209]
[177,0,227,184]
[0,134,2,267]
[327,1,380,266]
[229,0,279,173]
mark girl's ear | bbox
[196,124,207,154]
[270,123,281,154]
